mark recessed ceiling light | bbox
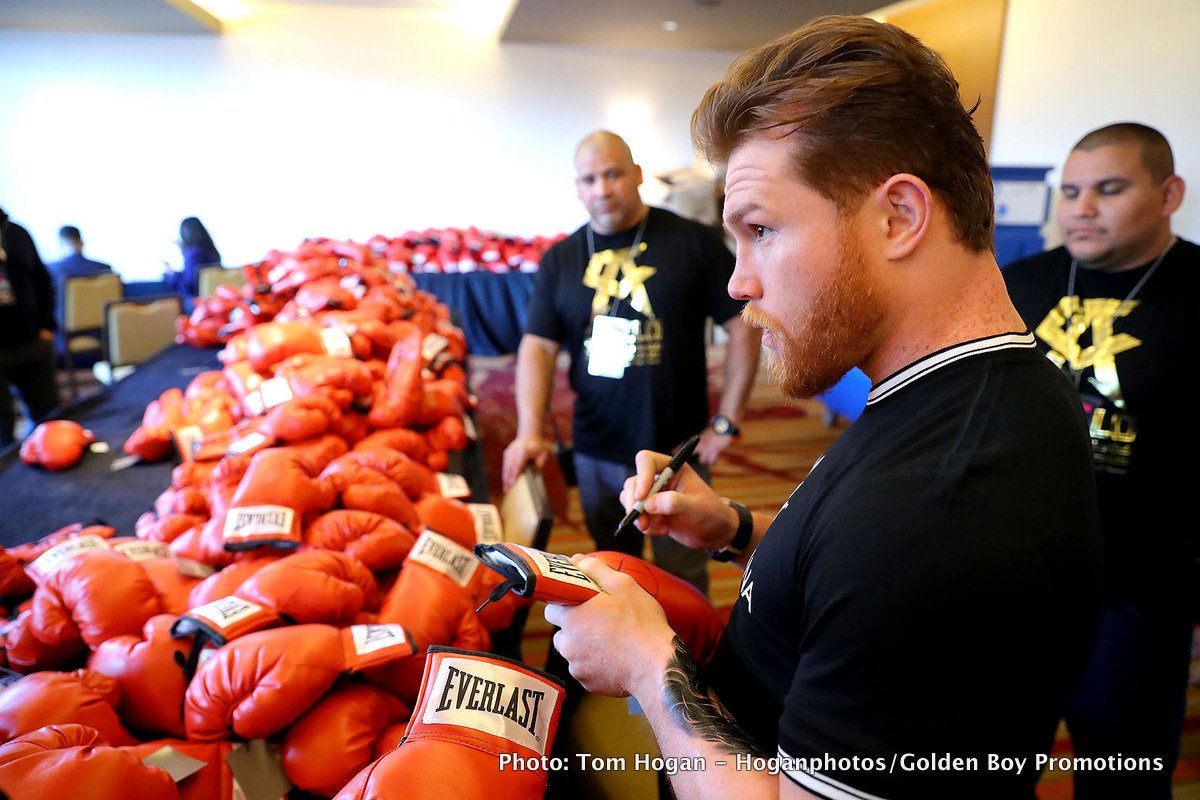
[663,20,679,32]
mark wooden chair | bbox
[97,294,183,384]
[197,264,246,298]
[59,272,123,398]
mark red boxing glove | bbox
[355,428,433,466]
[334,647,565,800]
[259,395,343,442]
[88,615,192,739]
[0,724,179,800]
[244,319,343,372]
[184,623,416,742]
[275,354,375,411]
[20,420,95,471]
[33,547,164,650]
[305,510,418,572]
[217,447,336,551]
[366,324,425,430]
[415,494,478,550]
[320,457,420,528]
[282,682,410,797]
[234,550,378,625]
[0,668,137,747]
[475,545,726,666]
[375,531,490,701]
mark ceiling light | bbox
[662,20,679,32]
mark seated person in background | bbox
[165,216,221,302]
[46,225,115,319]
[49,225,114,282]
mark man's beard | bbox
[743,229,882,400]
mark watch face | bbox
[712,416,732,435]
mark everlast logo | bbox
[413,531,476,585]
[223,505,294,539]
[205,596,258,622]
[541,551,591,584]
[232,509,288,532]
[435,664,546,737]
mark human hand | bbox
[620,449,738,551]
[695,428,734,465]
[501,434,553,491]
[543,555,677,697]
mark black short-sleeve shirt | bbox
[708,333,1102,798]
[524,206,741,464]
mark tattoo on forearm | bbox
[662,636,763,756]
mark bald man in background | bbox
[503,130,760,594]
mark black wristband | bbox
[708,499,753,562]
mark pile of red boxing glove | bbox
[176,230,564,349]
[0,242,569,798]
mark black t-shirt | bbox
[524,206,741,464]
[708,333,1102,798]
[1004,240,1197,610]
[0,216,57,345]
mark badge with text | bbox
[586,315,638,379]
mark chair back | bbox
[197,264,246,298]
[499,465,553,549]
[104,294,184,369]
[63,273,123,335]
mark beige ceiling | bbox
[0,0,885,50]
[502,0,884,52]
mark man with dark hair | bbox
[47,225,114,320]
[546,16,1102,799]
[51,226,113,280]
[503,129,761,594]
[0,207,59,447]
[1004,121,1195,800]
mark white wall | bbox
[5,0,1198,277]
[990,0,1200,245]
[0,5,737,279]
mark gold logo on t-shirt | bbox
[583,243,656,317]
[1035,295,1142,407]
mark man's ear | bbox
[872,174,932,260]
[1162,175,1186,216]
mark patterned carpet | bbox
[467,346,1200,799]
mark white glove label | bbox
[409,530,477,587]
[228,430,270,455]
[467,503,503,545]
[423,655,561,755]
[421,333,450,363]
[171,424,203,464]
[189,596,268,628]
[435,472,471,499]
[319,326,354,358]
[112,540,171,562]
[349,624,411,656]
[520,545,601,593]
[223,504,295,541]
[256,377,295,411]
[27,534,109,581]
